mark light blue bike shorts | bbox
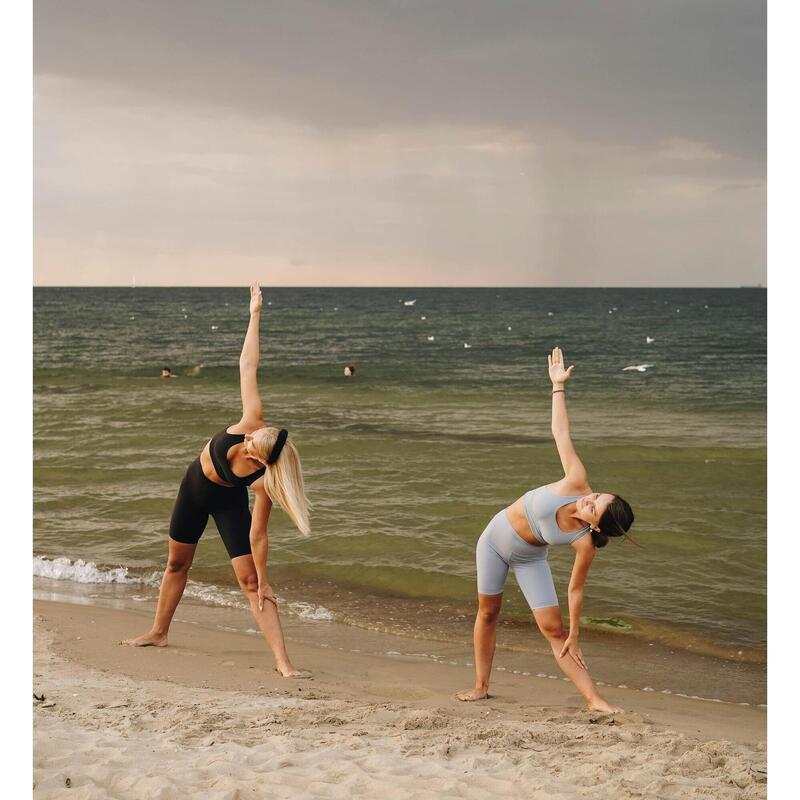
[476,510,559,610]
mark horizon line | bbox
[32,284,766,290]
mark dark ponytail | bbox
[590,528,610,548]
[592,495,636,548]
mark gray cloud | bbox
[33,0,766,286]
[34,1,765,155]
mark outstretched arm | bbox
[548,347,588,487]
[559,535,596,669]
[249,482,275,610]
[238,282,264,425]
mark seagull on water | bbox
[464,343,472,349]
[623,364,654,372]
[646,336,655,344]
[427,336,435,342]
[404,299,417,306]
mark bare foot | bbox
[121,632,167,647]
[455,688,489,701]
[275,667,312,679]
[587,697,625,714]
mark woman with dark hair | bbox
[457,347,635,712]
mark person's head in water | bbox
[161,367,175,378]
[243,427,311,536]
[344,364,355,377]
[573,493,635,548]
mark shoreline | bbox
[34,573,767,707]
[33,600,768,742]
[33,599,767,798]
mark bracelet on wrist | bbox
[552,388,565,394]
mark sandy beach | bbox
[30,0,770,793]
[33,600,766,798]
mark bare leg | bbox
[534,606,624,713]
[122,539,197,646]
[230,555,306,677]
[456,593,503,701]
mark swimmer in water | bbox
[125,283,311,678]
[160,367,176,378]
[344,364,355,377]
[456,347,635,712]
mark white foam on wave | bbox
[179,586,333,619]
[33,556,335,621]
[182,582,247,609]
[33,555,146,585]
[286,601,335,621]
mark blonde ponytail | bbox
[254,428,311,535]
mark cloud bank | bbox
[34,0,766,286]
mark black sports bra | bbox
[208,429,266,487]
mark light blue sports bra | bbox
[523,486,590,546]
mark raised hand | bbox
[548,346,575,386]
[249,281,263,315]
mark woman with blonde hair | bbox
[124,283,311,677]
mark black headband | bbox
[267,429,289,465]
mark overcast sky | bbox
[33,0,766,287]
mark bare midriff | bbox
[199,443,235,487]
[505,496,545,547]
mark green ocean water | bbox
[33,287,766,674]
